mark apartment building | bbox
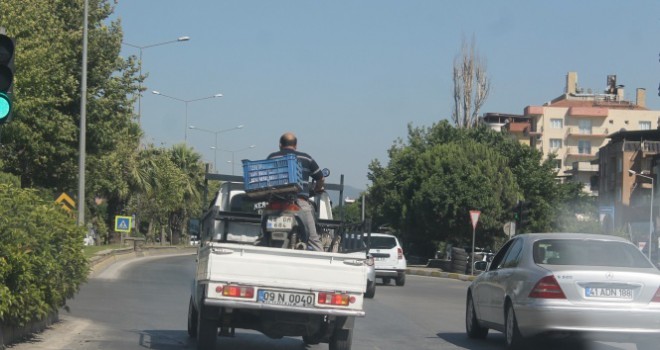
[523,72,657,195]
[481,112,531,146]
[598,129,660,247]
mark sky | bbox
[112,0,660,190]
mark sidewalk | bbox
[406,265,477,282]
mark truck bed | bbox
[197,242,367,317]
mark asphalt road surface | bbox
[9,254,641,350]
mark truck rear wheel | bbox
[188,296,198,338]
[196,301,218,350]
[329,317,354,350]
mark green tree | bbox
[0,184,88,326]
[367,121,574,258]
[168,144,205,242]
[0,0,140,203]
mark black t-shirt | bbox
[267,149,322,195]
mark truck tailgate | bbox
[197,243,367,316]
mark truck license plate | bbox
[266,215,294,230]
[258,290,314,307]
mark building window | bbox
[617,157,622,173]
[550,139,562,151]
[579,119,592,134]
[640,121,651,130]
[578,140,591,155]
[553,159,561,169]
[551,119,563,129]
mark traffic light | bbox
[513,202,521,225]
[519,201,532,230]
[0,33,15,125]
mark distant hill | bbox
[329,184,365,207]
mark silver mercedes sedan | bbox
[465,233,660,350]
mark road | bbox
[9,254,640,350]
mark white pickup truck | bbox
[188,173,368,350]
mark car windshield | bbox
[534,239,653,268]
[370,236,397,249]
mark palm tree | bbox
[168,144,205,243]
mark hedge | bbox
[0,184,89,326]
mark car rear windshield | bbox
[533,239,653,268]
[369,236,397,249]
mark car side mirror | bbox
[474,261,488,272]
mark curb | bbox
[407,267,477,282]
[0,245,197,348]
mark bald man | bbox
[266,132,325,251]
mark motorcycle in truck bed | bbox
[189,172,369,350]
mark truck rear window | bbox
[230,194,266,215]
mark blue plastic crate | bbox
[242,154,303,196]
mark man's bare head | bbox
[279,132,297,150]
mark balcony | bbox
[565,127,609,138]
[568,107,608,118]
[565,146,596,158]
[642,141,660,155]
[524,106,544,116]
[568,161,599,173]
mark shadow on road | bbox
[436,332,504,350]
[436,332,633,350]
[138,329,314,350]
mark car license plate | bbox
[584,287,633,300]
[266,215,294,230]
[257,290,314,307]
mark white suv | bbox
[368,233,406,286]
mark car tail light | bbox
[397,247,403,260]
[217,284,255,299]
[267,201,300,211]
[318,292,356,306]
[529,275,566,299]
[651,288,660,302]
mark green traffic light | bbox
[0,93,10,119]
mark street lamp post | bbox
[153,91,223,144]
[189,125,245,171]
[122,36,190,126]
[629,169,655,260]
[222,145,256,175]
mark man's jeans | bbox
[295,198,324,251]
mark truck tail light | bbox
[318,292,356,306]
[267,201,300,211]
[529,275,566,299]
[217,284,255,299]
[397,247,403,260]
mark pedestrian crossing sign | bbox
[115,215,132,233]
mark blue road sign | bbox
[115,215,132,233]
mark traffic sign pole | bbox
[469,210,481,275]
